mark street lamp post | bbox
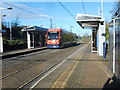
[7,8,13,40]
[9,14,12,40]
[0,4,13,53]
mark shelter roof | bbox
[76,14,103,29]
[22,26,48,32]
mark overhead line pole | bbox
[50,18,52,29]
[101,0,104,18]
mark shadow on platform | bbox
[67,59,108,62]
[103,75,120,89]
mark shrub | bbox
[3,39,26,45]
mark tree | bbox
[11,16,23,40]
[12,16,21,27]
[105,21,109,41]
[2,15,26,40]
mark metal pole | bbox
[98,6,100,16]
[70,26,73,33]
[101,0,104,18]
[91,30,93,53]
[113,19,116,74]
[8,9,13,40]
[0,0,3,53]
[0,1,3,90]
[10,21,12,40]
[111,17,120,73]
[50,18,52,29]
[70,26,73,44]
[32,32,34,48]
[9,12,12,40]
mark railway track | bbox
[1,49,51,68]
[18,59,64,89]
[2,44,84,88]
[18,45,84,89]
[2,49,57,79]
[1,60,43,80]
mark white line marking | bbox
[95,62,111,78]
[97,60,112,74]
[30,45,85,89]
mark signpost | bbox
[0,30,6,33]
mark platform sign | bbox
[0,30,6,33]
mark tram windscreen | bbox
[48,31,59,40]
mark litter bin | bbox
[103,42,106,58]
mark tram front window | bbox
[48,31,59,40]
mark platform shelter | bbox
[76,14,106,56]
[22,26,48,49]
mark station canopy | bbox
[22,26,48,32]
[76,14,103,29]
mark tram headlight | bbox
[56,42,59,44]
[52,40,55,42]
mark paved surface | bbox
[1,39,119,89]
[2,44,83,88]
[33,44,87,88]
[1,47,47,59]
[50,44,115,89]
[32,44,117,89]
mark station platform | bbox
[1,47,47,59]
[50,44,120,89]
[1,43,120,89]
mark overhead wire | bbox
[17,0,51,17]
[56,0,81,33]
[14,1,70,28]
[56,0,76,20]
[81,1,86,14]
[3,2,49,19]
[17,0,74,29]
[3,1,77,31]
[17,0,73,27]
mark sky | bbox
[2,1,115,36]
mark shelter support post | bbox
[97,21,106,56]
[113,19,115,73]
[32,32,34,48]
[91,31,93,53]
[27,31,31,49]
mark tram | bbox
[46,29,77,48]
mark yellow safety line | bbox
[51,44,88,88]
[51,61,79,88]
